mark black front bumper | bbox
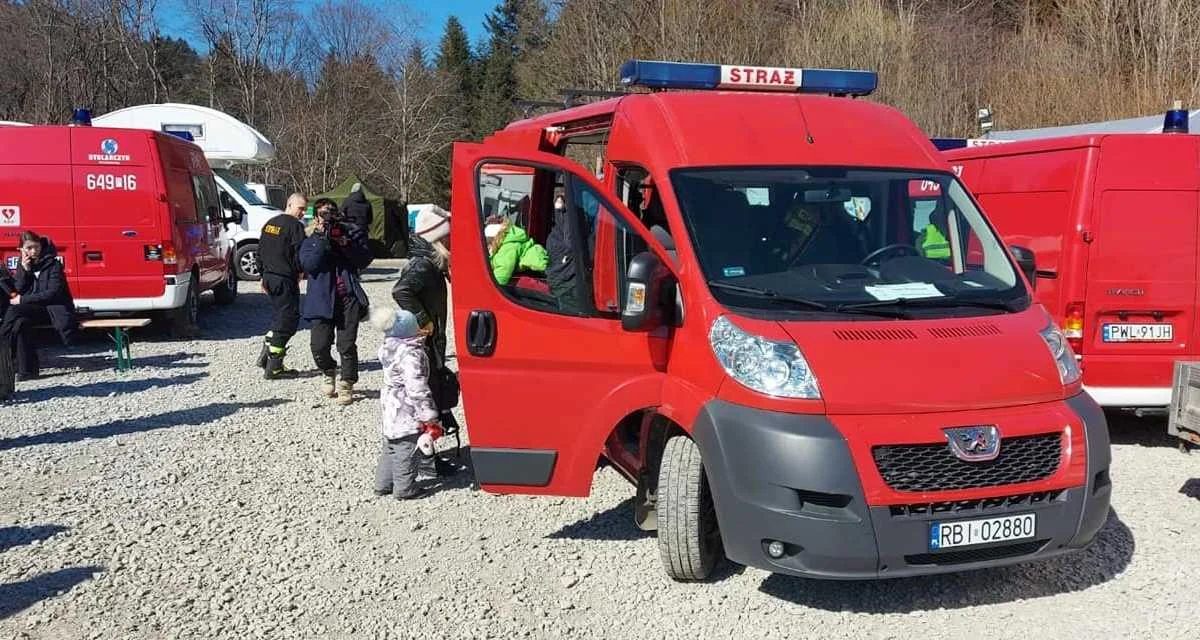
[691,394,1112,580]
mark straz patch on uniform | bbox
[263,224,282,235]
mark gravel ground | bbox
[1,260,1199,639]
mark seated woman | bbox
[1,231,75,380]
[485,219,549,286]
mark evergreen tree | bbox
[473,0,523,137]
[429,17,475,203]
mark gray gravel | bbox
[1,259,1199,639]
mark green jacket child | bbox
[486,219,549,285]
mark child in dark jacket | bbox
[369,305,443,500]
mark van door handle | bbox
[84,251,102,262]
[466,310,497,357]
[122,230,138,237]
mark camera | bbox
[316,207,347,242]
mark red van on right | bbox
[945,131,1200,409]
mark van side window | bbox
[567,179,639,315]
[190,175,219,223]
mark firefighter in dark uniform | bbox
[255,192,308,379]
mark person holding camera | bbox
[255,192,308,379]
[299,198,373,405]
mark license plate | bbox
[929,513,1036,550]
[1102,323,1173,343]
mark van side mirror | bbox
[622,251,674,332]
[1010,245,1036,290]
[223,203,246,225]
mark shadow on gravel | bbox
[0,566,103,620]
[11,373,209,404]
[1106,410,1177,448]
[38,351,207,376]
[1179,479,1200,501]
[0,399,290,452]
[0,525,68,554]
[757,508,1134,612]
[546,498,652,542]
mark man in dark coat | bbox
[341,183,373,231]
[300,199,373,405]
[1,231,75,380]
[255,192,308,379]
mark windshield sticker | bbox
[864,283,944,301]
[723,266,746,277]
[844,197,871,221]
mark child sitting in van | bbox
[485,219,549,285]
[369,305,443,500]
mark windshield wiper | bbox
[837,296,1018,314]
[707,281,829,311]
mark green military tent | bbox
[312,176,408,258]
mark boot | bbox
[335,380,354,406]
[319,370,337,398]
[263,346,298,380]
[256,338,270,369]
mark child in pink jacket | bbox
[369,306,443,499]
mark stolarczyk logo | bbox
[89,138,130,163]
[944,425,1001,462]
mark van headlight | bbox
[709,316,820,399]
[1040,324,1082,385]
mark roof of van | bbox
[979,110,1200,140]
[91,103,274,168]
[490,91,943,171]
[942,133,1187,161]
[0,125,207,168]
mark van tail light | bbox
[162,242,178,272]
[1064,303,1085,352]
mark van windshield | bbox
[670,167,1029,317]
[214,169,267,207]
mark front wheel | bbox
[235,244,261,281]
[656,434,722,581]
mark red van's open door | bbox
[451,143,675,497]
[0,127,77,291]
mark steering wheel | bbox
[860,243,921,266]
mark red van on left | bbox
[0,125,240,334]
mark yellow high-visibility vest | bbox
[921,224,951,259]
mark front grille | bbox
[888,489,1065,518]
[873,433,1062,492]
[905,539,1048,566]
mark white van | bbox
[93,103,280,280]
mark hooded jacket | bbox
[11,238,75,343]
[299,222,373,320]
[488,220,549,285]
[378,334,439,440]
[390,233,448,367]
[341,190,373,231]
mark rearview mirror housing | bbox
[622,251,674,332]
[1009,245,1036,290]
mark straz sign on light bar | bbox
[719,65,802,91]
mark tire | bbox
[212,270,238,306]
[168,273,200,338]
[235,243,261,281]
[656,434,722,581]
[0,346,13,402]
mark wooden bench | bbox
[78,318,152,373]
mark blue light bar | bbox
[70,107,92,126]
[166,130,195,142]
[619,59,877,96]
[1163,105,1189,134]
[931,138,968,151]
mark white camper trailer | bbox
[93,103,282,280]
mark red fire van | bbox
[945,128,1200,409]
[450,61,1112,581]
[0,124,240,334]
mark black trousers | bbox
[1,304,50,376]
[310,296,362,383]
[262,273,300,349]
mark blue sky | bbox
[159,0,495,51]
